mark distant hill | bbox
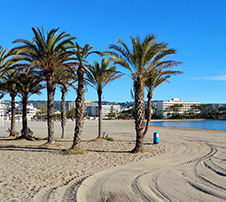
[26,100,137,111]
[25,100,71,111]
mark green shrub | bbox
[102,132,114,142]
[6,128,20,137]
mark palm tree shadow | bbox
[0,145,62,152]
[144,142,154,145]
[55,139,72,143]
[0,137,18,141]
[86,149,131,154]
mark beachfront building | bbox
[156,98,200,118]
[0,101,8,125]
[84,100,98,116]
[69,100,98,111]
[102,104,122,117]
[69,100,122,117]
[16,103,38,121]
[68,102,76,111]
[85,104,98,116]
[85,103,122,117]
[27,103,37,116]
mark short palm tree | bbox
[11,27,76,143]
[86,58,123,138]
[0,71,19,136]
[144,68,183,135]
[16,66,44,137]
[170,104,184,117]
[104,34,182,152]
[71,43,99,149]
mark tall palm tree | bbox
[0,71,19,136]
[0,46,7,69]
[0,46,6,61]
[16,66,44,137]
[104,34,182,152]
[57,71,77,138]
[86,59,123,138]
[11,27,76,143]
[71,43,99,149]
[0,46,9,98]
[144,68,183,135]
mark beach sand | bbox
[0,120,225,201]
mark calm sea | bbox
[150,120,226,131]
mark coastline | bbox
[0,120,226,201]
[151,118,207,122]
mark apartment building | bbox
[156,98,200,117]
[0,101,7,125]
[69,100,122,117]
[69,100,98,111]
[85,104,122,117]
[85,104,98,116]
[27,103,37,116]
[68,102,76,111]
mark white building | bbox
[156,98,200,118]
[0,101,7,125]
[27,103,37,116]
[85,104,122,117]
[16,103,38,121]
[68,102,76,111]
[69,100,122,117]
[102,104,121,117]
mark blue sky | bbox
[1,0,226,104]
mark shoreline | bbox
[0,120,226,201]
[151,118,207,122]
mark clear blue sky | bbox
[1,0,226,104]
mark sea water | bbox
[150,120,226,131]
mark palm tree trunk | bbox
[47,76,56,143]
[143,90,152,136]
[10,94,16,136]
[61,88,67,138]
[21,97,28,137]
[98,88,102,138]
[72,65,85,148]
[132,80,145,153]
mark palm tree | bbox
[170,104,184,117]
[144,68,182,135]
[57,71,77,138]
[11,27,76,143]
[16,66,44,137]
[71,43,99,149]
[104,34,181,152]
[0,71,19,136]
[86,59,123,138]
[0,46,8,98]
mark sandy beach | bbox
[0,120,225,201]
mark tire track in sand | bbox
[77,138,226,202]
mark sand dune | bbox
[0,120,225,201]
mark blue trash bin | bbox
[153,132,160,144]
